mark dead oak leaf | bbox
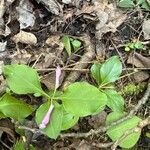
[12,30,37,45]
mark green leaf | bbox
[71,39,81,52]
[13,140,25,150]
[118,0,135,8]
[60,82,107,117]
[141,1,150,10]
[104,90,124,112]
[3,64,48,97]
[106,111,127,125]
[100,56,122,85]
[13,140,35,150]
[0,112,6,119]
[61,110,79,130]
[62,36,71,56]
[90,63,102,85]
[134,41,144,49]
[106,112,141,148]
[0,94,34,120]
[35,102,63,139]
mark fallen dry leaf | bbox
[0,119,16,143]
[88,111,107,129]
[0,41,7,52]
[62,0,71,4]
[10,50,32,64]
[95,3,127,39]
[127,52,150,68]
[127,52,150,82]
[41,70,65,90]
[12,30,37,45]
[142,19,150,40]
[16,0,35,29]
[133,71,149,83]
[0,61,4,75]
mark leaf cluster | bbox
[0,56,142,149]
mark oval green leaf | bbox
[35,102,63,139]
[0,94,34,120]
[60,82,107,117]
[61,110,79,130]
[3,64,48,97]
[106,112,141,148]
[100,56,122,85]
[90,63,102,85]
[118,0,135,8]
[0,112,6,119]
[62,36,71,56]
[104,89,124,112]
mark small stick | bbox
[92,142,113,148]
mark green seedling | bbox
[124,40,145,52]
[61,36,81,56]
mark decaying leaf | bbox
[0,41,7,52]
[12,30,37,45]
[0,61,4,75]
[10,50,32,64]
[41,70,65,90]
[127,52,150,82]
[62,0,72,4]
[142,19,150,40]
[0,119,16,143]
[133,71,149,83]
[0,0,5,18]
[36,0,61,15]
[127,52,150,68]
[88,111,107,129]
[95,3,127,39]
[16,0,35,29]
[46,35,64,51]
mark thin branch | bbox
[36,67,150,72]
[92,142,113,148]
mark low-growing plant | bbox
[61,35,82,56]
[124,40,145,52]
[0,56,142,149]
[118,0,150,10]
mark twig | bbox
[92,142,113,148]
[111,116,150,150]
[36,67,150,73]
[0,140,12,150]
[37,68,89,72]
